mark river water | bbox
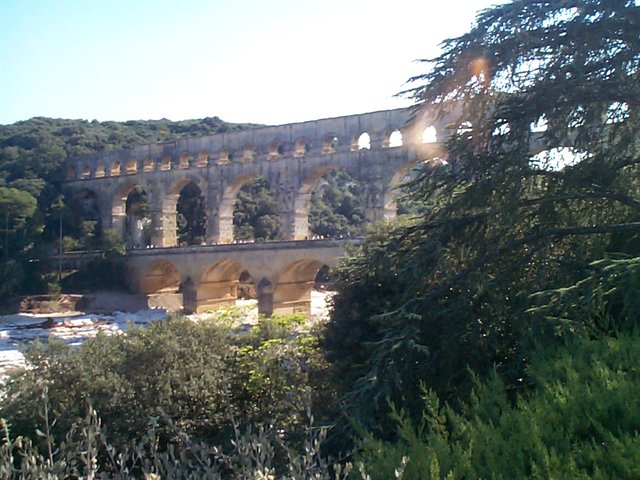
[0,290,333,377]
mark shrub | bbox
[0,310,333,460]
[357,331,640,479]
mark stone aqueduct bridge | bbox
[64,107,453,315]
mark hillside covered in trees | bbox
[0,115,261,296]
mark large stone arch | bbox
[138,258,183,310]
[69,187,105,245]
[216,172,261,244]
[158,177,207,247]
[288,164,339,241]
[194,259,248,313]
[111,181,150,241]
[139,259,180,294]
[382,145,445,219]
[383,159,424,219]
[271,258,328,316]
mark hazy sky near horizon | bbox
[0,0,502,126]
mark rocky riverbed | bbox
[0,290,334,377]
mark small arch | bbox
[388,129,403,148]
[530,116,548,133]
[218,150,230,165]
[422,126,438,143]
[126,159,138,174]
[80,165,91,179]
[357,132,370,150]
[179,153,192,169]
[197,150,209,167]
[268,140,284,160]
[110,161,122,176]
[95,164,106,178]
[242,145,257,163]
[139,259,180,294]
[294,138,310,157]
[66,166,77,180]
[322,135,339,154]
[143,157,155,172]
[160,156,172,171]
[606,102,629,124]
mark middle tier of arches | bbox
[73,143,443,248]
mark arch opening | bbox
[140,259,180,294]
[309,168,366,238]
[125,185,151,249]
[606,102,629,124]
[357,132,370,150]
[198,151,209,167]
[242,145,257,163]
[422,126,438,143]
[322,135,339,154]
[388,130,403,147]
[176,182,207,246]
[95,164,106,178]
[389,160,434,218]
[179,153,192,169]
[196,259,248,312]
[233,177,281,242]
[110,161,122,176]
[70,188,102,250]
[530,147,589,171]
[294,138,310,157]
[218,150,231,164]
[126,159,138,174]
[268,141,284,160]
[273,259,328,316]
[238,269,256,300]
[160,156,172,171]
[143,157,155,172]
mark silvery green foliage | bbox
[0,404,347,479]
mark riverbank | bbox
[0,290,334,377]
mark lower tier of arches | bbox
[127,241,346,317]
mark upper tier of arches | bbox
[64,108,453,181]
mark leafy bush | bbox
[358,331,640,479]
[0,311,333,459]
[0,404,352,479]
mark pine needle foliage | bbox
[357,331,640,479]
[325,0,640,434]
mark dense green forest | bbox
[2,0,640,477]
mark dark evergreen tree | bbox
[325,0,640,433]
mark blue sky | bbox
[0,0,502,126]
